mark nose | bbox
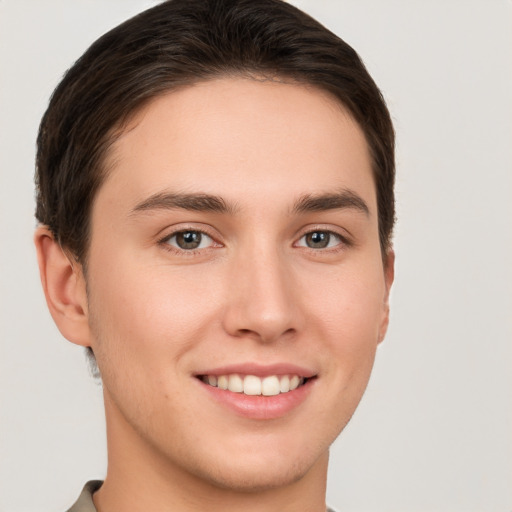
[221,244,301,344]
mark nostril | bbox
[231,326,297,344]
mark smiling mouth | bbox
[197,374,312,396]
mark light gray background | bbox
[1,1,511,511]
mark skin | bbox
[36,77,394,512]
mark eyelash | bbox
[158,227,220,256]
[294,229,351,253]
[157,227,351,256]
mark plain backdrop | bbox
[1,1,511,511]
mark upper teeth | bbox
[202,374,304,396]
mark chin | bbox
[197,452,325,493]
[176,433,331,494]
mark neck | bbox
[94,392,329,512]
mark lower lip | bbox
[197,378,315,420]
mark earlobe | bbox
[378,249,395,344]
[34,226,91,347]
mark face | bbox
[84,78,393,491]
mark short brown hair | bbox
[35,0,395,263]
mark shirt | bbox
[67,480,338,512]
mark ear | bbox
[378,248,395,344]
[34,226,91,347]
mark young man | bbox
[34,0,395,510]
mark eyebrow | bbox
[292,189,370,216]
[130,191,238,215]
[130,188,369,217]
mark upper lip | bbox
[194,362,317,378]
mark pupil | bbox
[307,231,329,248]
[177,231,201,249]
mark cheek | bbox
[305,264,385,344]
[301,263,385,394]
[300,274,384,445]
[87,256,224,370]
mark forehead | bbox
[100,77,375,214]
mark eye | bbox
[297,230,343,249]
[164,230,215,251]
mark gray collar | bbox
[66,481,102,512]
[66,480,338,512]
